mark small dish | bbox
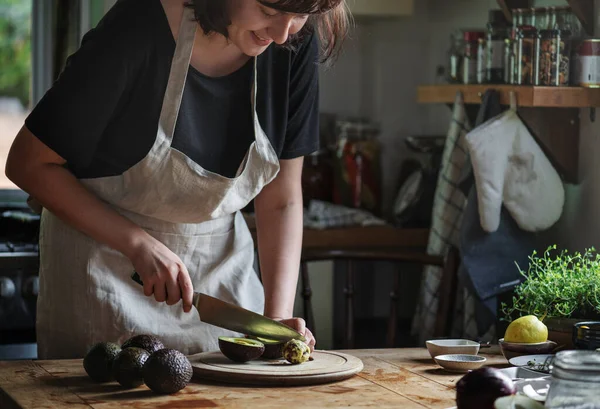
[499,338,558,360]
[508,354,555,374]
[433,354,486,373]
[425,339,480,359]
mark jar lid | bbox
[553,350,600,372]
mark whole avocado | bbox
[83,342,122,382]
[112,347,150,388]
[143,349,193,394]
[121,334,165,355]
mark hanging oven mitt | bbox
[464,93,564,233]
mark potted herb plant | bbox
[501,245,600,348]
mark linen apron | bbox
[36,7,280,359]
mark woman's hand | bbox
[127,234,194,313]
[274,317,316,352]
[5,126,195,314]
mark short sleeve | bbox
[25,1,143,170]
[279,32,320,160]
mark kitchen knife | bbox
[130,272,306,343]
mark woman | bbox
[5,0,348,359]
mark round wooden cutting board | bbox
[189,350,364,386]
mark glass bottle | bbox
[447,30,464,83]
[545,350,600,408]
[504,38,514,84]
[517,29,537,85]
[486,9,509,83]
[511,9,524,83]
[477,38,486,84]
[461,31,485,84]
[537,29,572,86]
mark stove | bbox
[0,192,40,360]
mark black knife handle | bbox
[131,271,144,286]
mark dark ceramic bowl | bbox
[499,338,558,360]
[573,321,600,350]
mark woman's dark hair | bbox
[186,0,350,64]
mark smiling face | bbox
[226,0,310,56]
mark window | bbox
[0,0,32,189]
[0,0,100,195]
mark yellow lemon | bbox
[504,315,548,343]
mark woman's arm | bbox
[254,157,315,348]
[5,126,194,311]
[254,157,304,320]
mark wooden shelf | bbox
[417,85,600,108]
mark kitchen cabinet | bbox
[347,0,414,17]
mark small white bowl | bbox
[434,354,487,373]
[425,339,480,359]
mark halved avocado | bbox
[219,337,265,363]
[253,336,285,360]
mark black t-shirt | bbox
[25,0,320,179]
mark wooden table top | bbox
[242,213,431,250]
[0,347,509,409]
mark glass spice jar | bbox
[504,38,514,84]
[486,9,509,83]
[461,31,485,84]
[517,29,538,85]
[447,31,464,83]
[545,350,600,409]
[477,38,486,84]
[538,29,572,86]
[511,9,525,83]
[301,148,334,207]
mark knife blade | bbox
[130,272,305,343]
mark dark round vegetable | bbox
[83,342,121,382]
[112,347,150,388]
[121,334,165,355]
[143,349,193,394]
[456,367,516,409]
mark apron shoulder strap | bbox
[159,6,197,143]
